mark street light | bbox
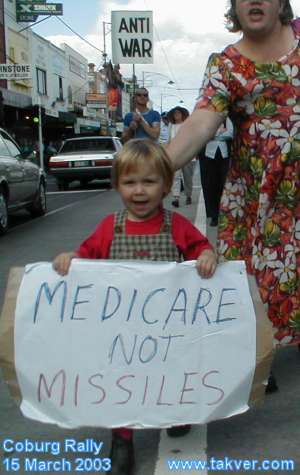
[102,22,111,65]
[160,93,183,113]
[140,71,175,87]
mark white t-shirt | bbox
[205,118,234,159]
[159,122,170,144]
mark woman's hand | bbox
[52,252,76,276]
[196,249,217,278]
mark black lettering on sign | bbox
[118,17,150,34]
[119,18,129,33]
[118,39,152,58]
[142,39,152,57]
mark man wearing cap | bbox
[122,87,161,143]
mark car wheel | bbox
[29,181,47,217]
[0,190,8,235]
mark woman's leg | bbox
[246,275,277,398]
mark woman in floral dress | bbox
[167,0,300,346]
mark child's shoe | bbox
[167,424,191,437]
[186,197,192,205]
[109,433,134,475]
[172,199,180,208]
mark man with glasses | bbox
[122,87,161,143]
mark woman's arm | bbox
[166,108,223,169]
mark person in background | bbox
[168,106,195,207]
[159,111,170,144]
[44,141,58,172]
[53,139,217,475]
[166,0,300,391]
[122,87,161,143]
[198,118,233,226]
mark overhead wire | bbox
[141,0,185,104]
[3,8,107,103]
[18,16,51,33]
[4,5,192,109]
[4,5,103,57]
[55,16,104,55]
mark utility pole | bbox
[132,64,137,112]
[102,22,108,65]
[38,101,44,170]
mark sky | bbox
[33,0,300,112]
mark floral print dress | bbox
[196,20,300,345]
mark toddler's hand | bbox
[196,249,217,278]
[52,252,76,276]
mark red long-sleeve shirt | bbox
[77,209,212,260]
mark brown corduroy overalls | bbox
[109,209,182,262]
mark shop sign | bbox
[16,1,63,22]
[45,108,59,118]
[0,64,31,80]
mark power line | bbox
[18,16,51,33]
[56,16,104,55]
[142,0,184,103]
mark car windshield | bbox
[61,139,115,153]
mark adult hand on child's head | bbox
[196,249,217,278]
[52,252,76,276]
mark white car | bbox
[48,136,122,190]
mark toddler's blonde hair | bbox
[112,139,174,194]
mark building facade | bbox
[0,0,130,147]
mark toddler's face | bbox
[117,163,167,222]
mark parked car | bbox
[48,136,123,190]
[0,128,47,235]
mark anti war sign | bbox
[111,11,153,64]
[13,260,256,429]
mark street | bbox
[0,173,299,475]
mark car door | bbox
[1,131,38,203]
[20,155,40,202]
[0,131,25,207]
